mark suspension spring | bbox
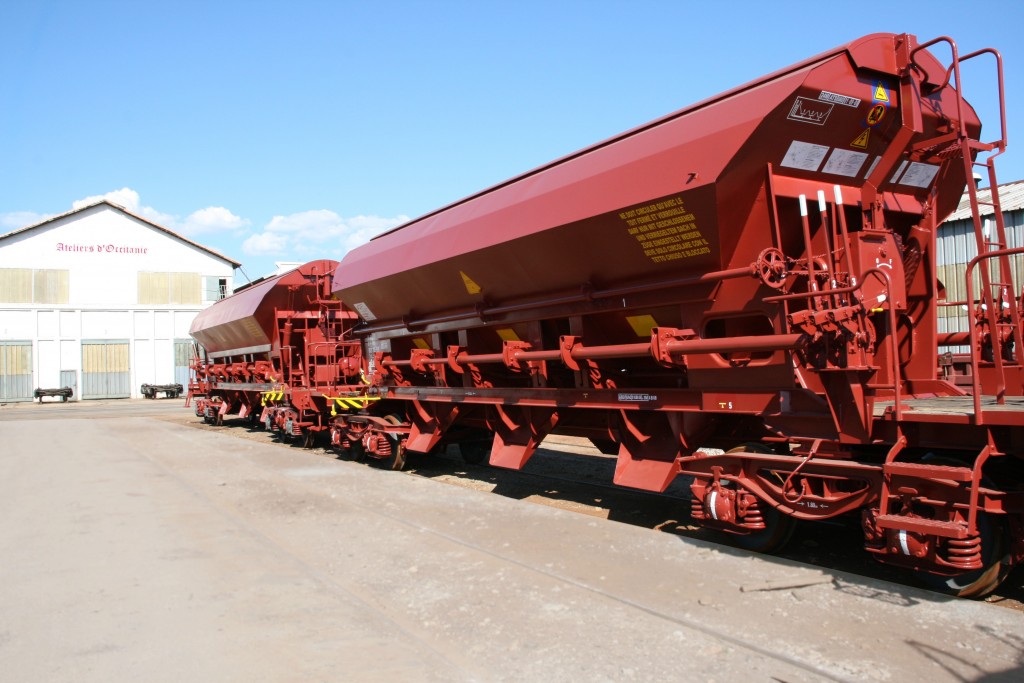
[690,496,706,521]
[743,498,766,529]
[946,534,983,571]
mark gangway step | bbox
[883,461,973,482]
[874,514,969,538]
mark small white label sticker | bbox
[822,149,868,177]
[864,155,882,178]
[787,97,833,126]
[890,160,910,184]
[898,162,941,188]
[352,302,377,321]
[781,141,830,172]
[818,90,862,108]
[617,393,658,402]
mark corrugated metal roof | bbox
[945,179,1024,222]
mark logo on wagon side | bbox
[787,97,833,126]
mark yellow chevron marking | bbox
[496,328,520,342]
[460,271,482,295]
[320,394,382,412]
[626,314,659,337]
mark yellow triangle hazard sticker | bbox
[873,82,889,103]
[851,129,870,149]
[460,271,482,295]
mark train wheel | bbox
[718,443,797,553]
[379,415,407,471]
[459,439,490,465]
[728,501,797,553]
[303,430,317,449]
[386,445,408,471]
[913,455,1011,598]
[917,511,1011,598]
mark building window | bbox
[203,276,228,302]
[0,268,69,304]
[138,272,201,305]
[34,269,70,304]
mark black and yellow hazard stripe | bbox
[322,394,382,416]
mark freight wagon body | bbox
[335,35,971,335]
[188,259,362,444]
[326,33,1021,596]
[332,33,982,464]
[188,33,1021,596]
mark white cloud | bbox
[181,206,251,235]
[73,187,142,212]
[3,187,152,234]
[3,187,405,267]
[242,210,408,258]
[0,210,51,232]
[241,231,290,256]
[66,187,246,236]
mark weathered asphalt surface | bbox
[1,399,1022,682]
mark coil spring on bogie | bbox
[372,434,392,457]
[691,495,705,520]
[743,498,766,529]
[946,534,983,570]
[284,418,302,436]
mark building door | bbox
[173,339,193,387]
[81,341,130,399]
[0,341,33,402]
[60,369,78,398]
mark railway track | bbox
[400,436,1024,611]
[171,414,1024,610]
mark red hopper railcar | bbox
[189,259,364,447]
[196,34,1022,596]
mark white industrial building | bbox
[0,200,239,401]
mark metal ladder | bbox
[908,38,1018,407]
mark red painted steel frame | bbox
[192,34,1022,595]
[331,32,1020,594]
[188,260,367,441]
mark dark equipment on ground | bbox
[34,387,73,402]
[141,383,183,399]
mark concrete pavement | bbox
[1,406,1022,681]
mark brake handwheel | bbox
[756,247,788,289]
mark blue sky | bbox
[2,0,1022,282]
